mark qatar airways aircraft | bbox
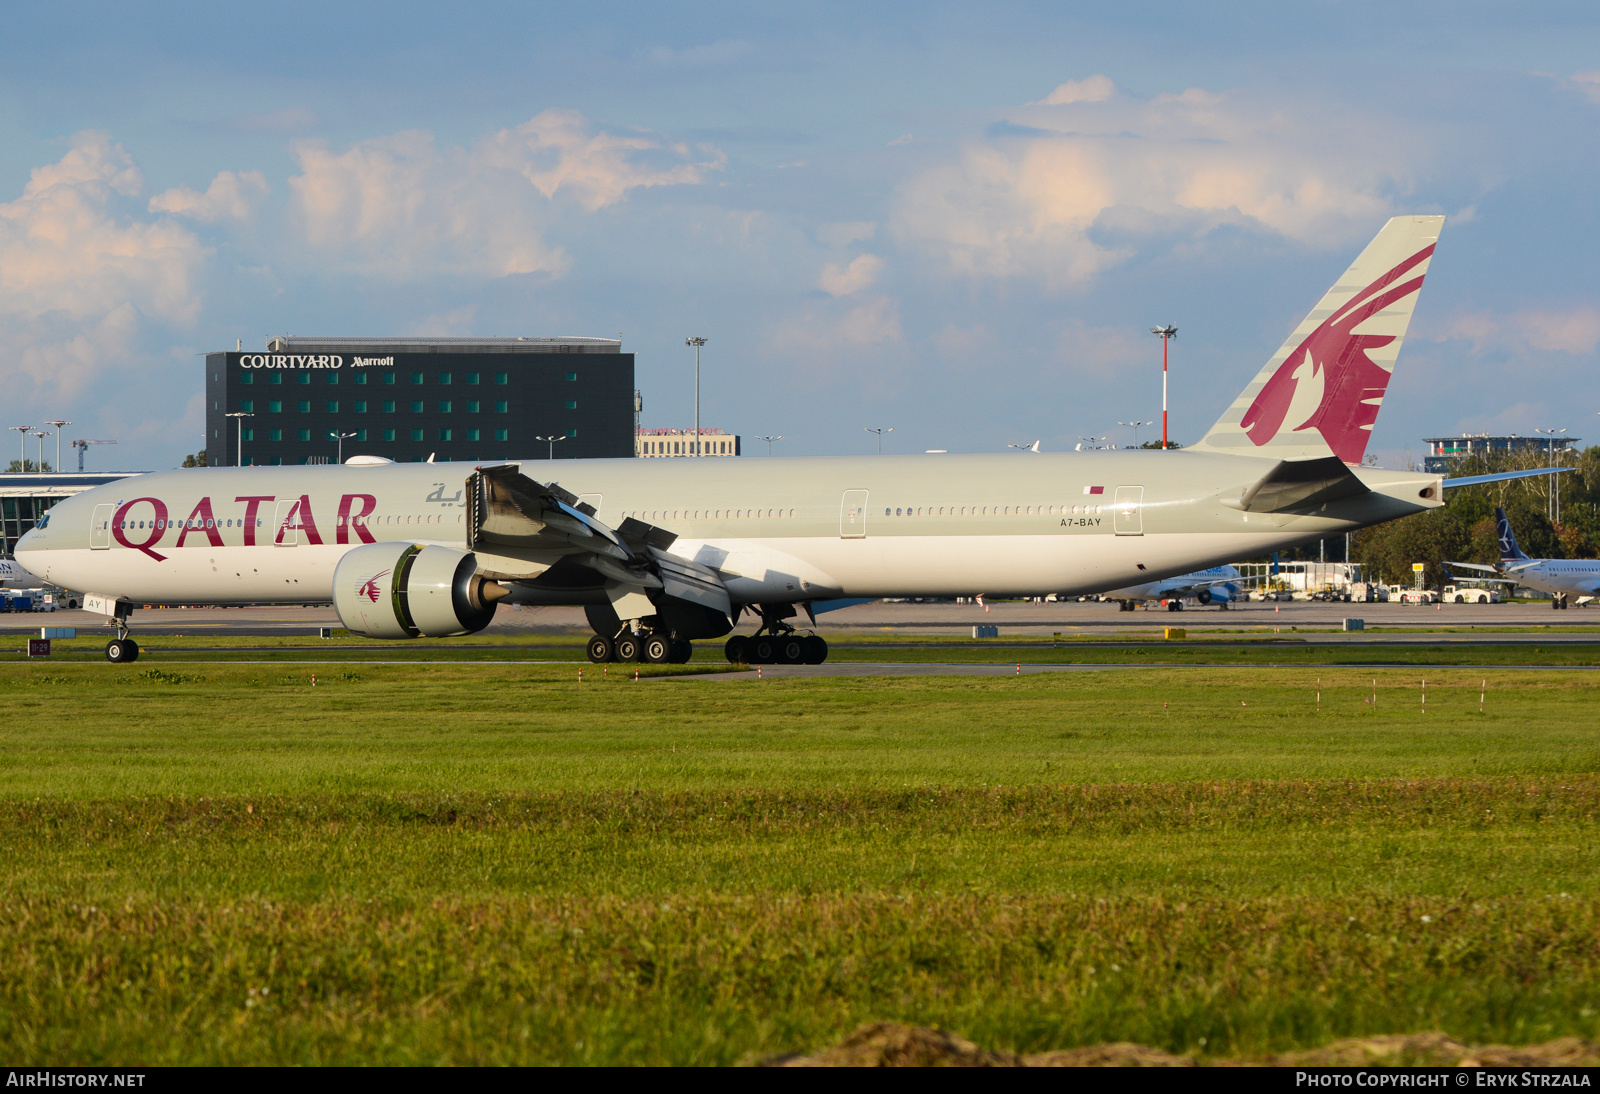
[14,215,1551,665]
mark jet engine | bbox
[332,541,508,638]
[1196,585,1234,606]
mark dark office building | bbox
[204,336,635,466]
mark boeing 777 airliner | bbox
[15,215,1556,665]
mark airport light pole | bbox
[329,430,358,466]
[1118,419,1152,449]
[1077,435,1109,451]
[1536,427,1567,521]
[31,432,48,473]
[45,421,70,473]
[11,426,31,470]
[1150,326,1177,448]
[686,337,706,455]
[535,434,567,461]
[756,435,784,456]
[226,412,253,467]
[866,426,893,453]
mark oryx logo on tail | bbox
[1190,215,1443,466]
[1241,244,1434,464]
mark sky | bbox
[3,1,1600,471]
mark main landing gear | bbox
[586,631,693,664]
[723,603,829,665]
[1553,593,1570,611]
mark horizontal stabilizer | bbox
[1442,467,1573,489]
[1222,455,1370,513]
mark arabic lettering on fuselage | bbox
[424,484,464,506]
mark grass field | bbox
[2,662,1597,1064]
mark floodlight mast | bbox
[755,435,784,456]
[45,421,70,474]
[1150,326,1177,448]
[686,337,707,456]
[865,427,893,454]
[225,412,253,467]
[329,430,358,465]
[11,426,31,470]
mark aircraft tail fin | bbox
[1190,215,1444,464]
[1495,507,1530,563]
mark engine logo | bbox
[358,570,390,602]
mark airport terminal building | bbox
[205,336,636,466]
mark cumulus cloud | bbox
[819,253,883,296]
[893,84,1411,289]
[149,170,269,221]
[1566,71,1600,103]
[1439,307,1600,356]
[1033,75,1116,105]
[0,132,209,401]
[288,109,722,278]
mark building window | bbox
[466,373,479,385]
[494,400,508,413]
[327,373,338,385]
[382,429,395,441]
[563,400,576,410]
[269,429,282,441]
[268,456,282,465]
[297,400,310,413]
[466,401,479,413]
[268,400,282,413]
[565,428,577,438]
[439,428,452,442]
[382,373,395,385]
[565,372,577,381]
[411,428,425,441]
[438,401,452,413]
[240,400,253,412]
[326,400,338,413]
[353,401,367,413]
[269,374,282,385]
[410,401,424,413]
[239,373,253,385]
[494,373,508,385]
[354,373,367,385]
[297,373,311,385]
[438,373,451,385]
[383,400,396,413]
[466,428,480,441]
[411,372,424,385]
[297,428,311,441]
[494,428,508,441]
[241,428,253,441]
[355,429,367,441]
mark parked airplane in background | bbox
[1101,565,1246,611]
[0,559,43,589]
[14,214,1559,665]
[1447,507,1600,609]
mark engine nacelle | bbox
[333,542,501,638]
[1197,585,1234,606]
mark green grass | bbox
[1,663,1597,1063]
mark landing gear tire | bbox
[752,637,777,664]
[586,635,614,663]
[803,635,828,664]
[779,637,805,664]
[105,638,139,664]
[724,635,749,664]
[615,634,642,662]
[644,635,673,664]
[671,638,693,664]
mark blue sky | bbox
[4,2,1600,469]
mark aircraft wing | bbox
[1442,561,1500,573]
[1442,467,1573,489]
[466,463,731,615]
